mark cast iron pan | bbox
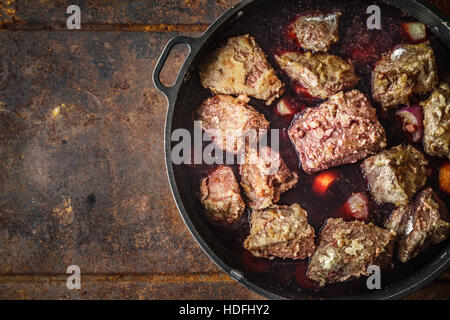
[153,0,450,299]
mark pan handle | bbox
[153,36,197,99]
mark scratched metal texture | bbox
[0,0,448,299]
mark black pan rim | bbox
[158,0,450,300]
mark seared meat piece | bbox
[385,187,450,263]
[244,204,315,259]
[289,90,386,174]
[362,145,428,206]
[199,166,246,223]
[239,147,298,210]
[199,34,284,105]
[196,95,269,154]
[291,12,342,52]
[275,51,359,99]
[307,218,396,286]
[420,83,450,160]
[372,43,438,111]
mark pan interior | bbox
[168,0,450,299]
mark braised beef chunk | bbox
[239,147,298,210]
[385,205,410,237]
[196,95,270,154]
[362,145,428,206]
[292,12,341,52]
[385,188,450,263]
[420,83,450,160]
[307,218,396,286]
[372,43,438,111]
[289,90,386,174]
[199,166,246,223]
[199,34,284,105]
[275,51,359,99]
[244,204,315,259]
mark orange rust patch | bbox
[0,22,209,32]
[0,273,234,283]
[0,0,17,24]
[52,195,74,226]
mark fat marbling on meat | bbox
[288,90,386,174]
[291,12,341,52]
[244,203,315,260]
[385,187,450,263]
[420,83,450,160]
[199,34,284,105]
[196,94,269,154]
[199,166,246,223]
[307,218,396,286]
[372,43,438,111]
[239,146,298,210]
[362,145,428,206]
[275,51,359,99]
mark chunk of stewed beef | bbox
[239,147,298,210]
[420,83,450,160]
[275,51,359,99]
[199,34,284,105]
[362,145,428,206]
[244,203,315,260]
[291,12,342,52]
[196,95,269,154]
[372,43,438,111]
[199,166,246,223]
[289,90,386,174]
[307,218,396,286]
[385,187,450,263]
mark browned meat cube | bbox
[291,12,341,52]
[275,51,359,99]
[385,187,450,263]
[239,147,298,210]
[199,34,284,105]
[307,218,396,286]
[372,43,438,111]
[196,95,269,154]
[362,145,428,206]
[420,83,450,160]
[289,90,386,174]
[244,204,315,260]
[199,166,246,223]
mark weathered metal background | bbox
[0,0,448,299]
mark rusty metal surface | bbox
[0,275,262,300]
[0,0,241,27]
[0,30,222,275]
[0,0,447,27]
[0,0,448,300]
